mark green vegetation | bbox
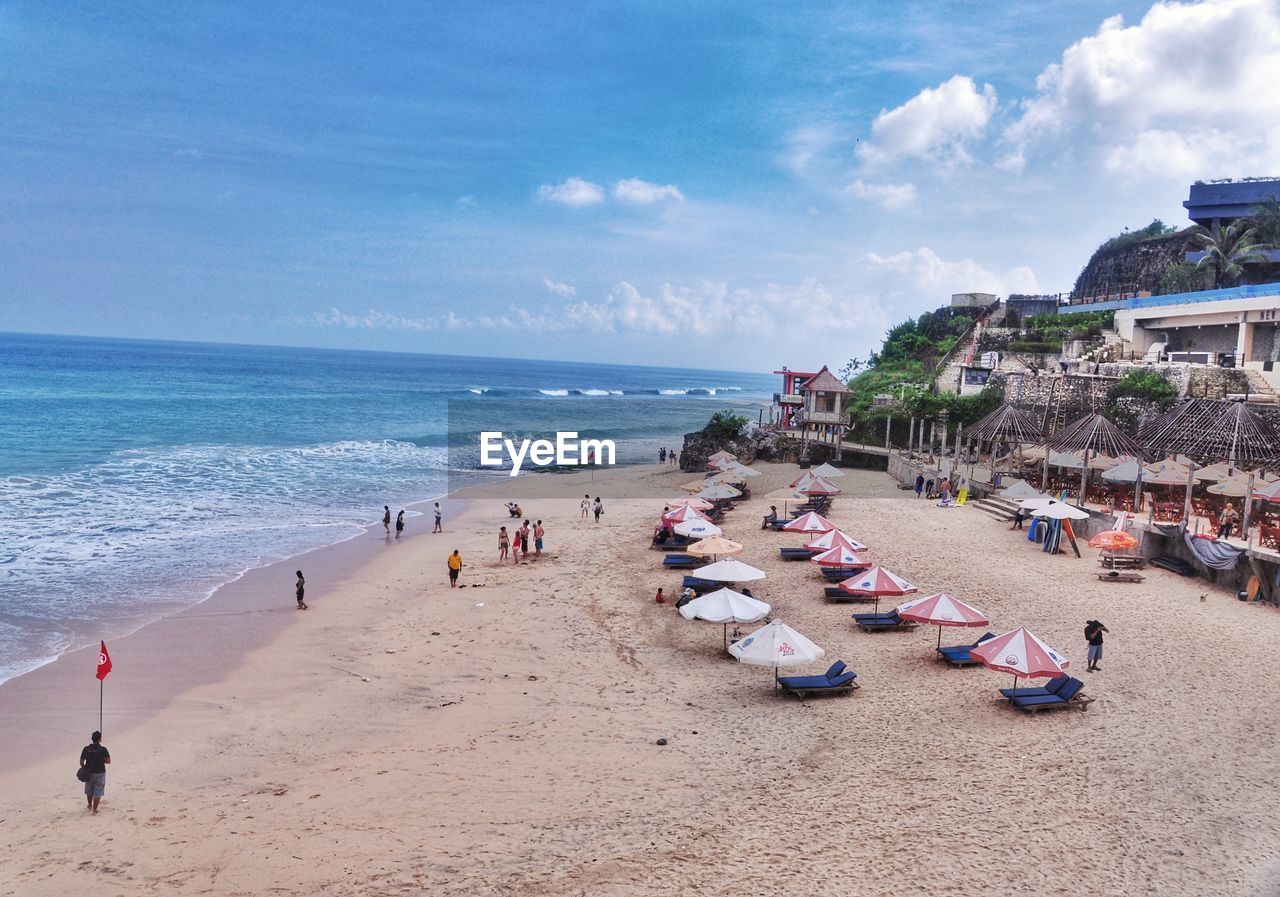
[703,409,749,442]
[1094,218,1180,254]
[1157,259,1209,295]
[1106,369,1178,430]
[1191,220,1273,289]
[1018,309,1114,346]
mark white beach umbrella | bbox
[999,480,1044,501]
[810,461,846,478]
[1031,502,1090,520]
[673,518,722,538]
[680,587,770,651]
[697,483,742,501]
[729,619,825,683]
[1102,459,1143,483]
[1018,497,1057,510]
[695,559,766,583]
[723,461,762,478]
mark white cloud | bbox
[537,177,605,207]
[1005,0,1280,179]
[543,278,577,297]
[776,124,843,174]
[612,178,685,204]
[857,75,997,167]
[845,179,917,210]
[456,195,477,207]
[862,247,1042,298]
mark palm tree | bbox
[1191,220,1272,289]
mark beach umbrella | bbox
[697,483,742,501]
[1102,459,1144,483]
[837,566,917,612]
[729,619,825,684]
[673,518,722,539]
[999,480,1045,501]
[896,592,990,647]
[723,461,762,478]
[1031,502,1090,521]
[679,587,770,652]
[663,505,710,525]
[708,450,738,465]
[789,471,818,490]
[808,545,870,569]
[804,528,868,552]
[1253,480,1280,502]
[1087,530,1139,550]
[1018,497,1057,510]
[695,558,766,583]
[810,461,846,478]
[799,476,841,496]
[686,536,744,559]
[969,627,1069,698]
[1047,451,1086,469]
[665,496,714,510]
[680,478,713,493]
[782,511,836,534]
[1143,463,1192,486]
[1193,462,1233,483]
[1207,474,1259,497]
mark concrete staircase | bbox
[969,495,1019,523]
[1078,328,1128,364]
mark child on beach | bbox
[448,550,463,587]
[382,505,391,534]
[581,494,590,519]
[593,496,603,522]
[498,526,510,562]
[395,510,405,538]
[433,502,443,533]
[295,570,307,610]
[655,587,665,603]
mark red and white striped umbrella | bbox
[808,545,870,569]
[800,476,840,496]
[838,566,917,611]
[969,627,1070,696]
[896,593,989,647]
[662,505,710,525]
[789,471,817,490]
[804,529,868,552]
[781,511,835,534]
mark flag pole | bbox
[99,678,103,734]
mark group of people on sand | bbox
[657,447,679,466]
[381,502,445,538]
[913,473,955,506]
[498,517,545,563]
[580,493,604,521]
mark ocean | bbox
[0,332,774,684]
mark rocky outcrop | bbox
[1071,231,1208,301]
[678,427,816,471]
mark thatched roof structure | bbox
[964,404,1044,446]
[1045,412,1147,460]
[1138,399,1280,466]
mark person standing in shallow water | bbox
[382,505,391,534]
[79,730,111,815]
[395,509,405,539]
[295,570,307,610]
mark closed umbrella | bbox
[804,528,868,552]
[679,587,770,651]
[673,519,722,539]
[729,619,825,685]
[837,566,917,611]
[969,627,1069,699]
[808,545,870,569]
[686,536,744,559]
[695,558,766,583]
[782,511,835,534]
[896,592,989,648]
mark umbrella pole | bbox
[937,626,943,648]
[1183,462,1196,526]
[1242,473,1256,541]
[1010,674,1018,703]
[723,622,729,654]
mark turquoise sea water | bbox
[0,332,773,683]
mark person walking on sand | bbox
[382,505,391,535]
[593,496,603,522]
[295,570,307,610]
[79,730,111,815]
[534,519,545,558]
[914,474,924,498]
[498,526,510,563]
[395,509,405,539]
[659,447,666,464]
[1085,619,1109,672]
[433,502,443,533]
[581,494,590,519]
[447,549,463,587]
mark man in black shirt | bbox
[79,730,111,814]
[1085,620,1109,672]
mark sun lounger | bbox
[662,554,705,569]
[1097,571,1145,583]
[852,610,917,631]
[779,547,817,560]
[823,586,879,602]
[998,674,1071,699]
[820,565,868,581]
[936,632,997,666]
[776,661,859,699]
[651,536,693,551]
[681,576,720,594]
[1010,677,1090,713]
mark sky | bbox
[2,0,1279,371]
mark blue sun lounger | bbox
[681,576,720,594]
[779,547,817,560]
[998,674,1071,699]
[1008,678,1090,712]
[821,566,868,581]
[823,586,878,602]
[662,554,705,569]
[852,609,917,632]
[937,632,997,667]
[776,661,859,699]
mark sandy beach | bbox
[2,461,1279,897]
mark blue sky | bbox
[2,0,1278,370]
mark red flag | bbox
[96,641,112,681]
